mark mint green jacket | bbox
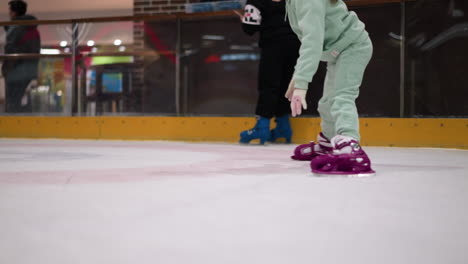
[286,0,369,90]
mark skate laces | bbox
[331,135,361,154]
[317,133,333,152]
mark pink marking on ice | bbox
[0,141,300,185]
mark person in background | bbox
[236,0,300,144]
[2,0,41,113]
[286,0,375,176]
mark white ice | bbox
[1,139,467,264]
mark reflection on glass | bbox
[142,20,177,114]
[0,24,73,115]
[35,58,69,113]
[405,0,468,117]
[180,17,260,115]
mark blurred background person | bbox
[236,0,300,144]
[2,0,40,113]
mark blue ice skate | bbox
[239,117,270,145]
[268,115,292,143]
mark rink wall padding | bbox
[0,117,467,149]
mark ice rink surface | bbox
[1,139,467,264]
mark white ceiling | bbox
[0,0,135,46]
[0,0,133,20]
[18,0,132,13]
[0,22,134,46]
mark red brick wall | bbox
[134,0,199,15]
[133,0,200,48]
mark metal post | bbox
[410,60,415,116]
[71,22,80,115]
[183,65,189,114]
[175,18,182,116]
[80,60,87,114]
[399,0,406,117]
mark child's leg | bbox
[330,38,373,141]
[310,38,375,176]
[318,62,338,140]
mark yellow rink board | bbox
[0,116,467,149]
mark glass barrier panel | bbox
[404,0,468,117]
[141,19,177,115]
[3,2,466,118]
[76,19,177,116]
[180,16,259,116]
[354,3,402,117]
[0,23,72,115]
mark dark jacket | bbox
[2,14,41,81]
[241,0,298,47]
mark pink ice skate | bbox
[291,132,333,161]
[311,135,375,177]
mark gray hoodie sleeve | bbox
[292,0,325,90]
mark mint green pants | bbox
[318,37,373,142]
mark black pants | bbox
[255,40,300,118]
[5,77,32,113]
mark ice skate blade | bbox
[312,170,376,178]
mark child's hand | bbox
[289,89,307,117]
[285,79,308,117]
